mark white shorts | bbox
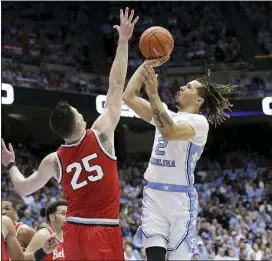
[137,186,198,260]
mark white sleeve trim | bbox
[56,153,63,184]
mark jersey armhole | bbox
[90,128,117,161]
[56,152,63,184]
[2,230,6,242]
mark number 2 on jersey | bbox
[66,153,104,190]
[155,136,168,156]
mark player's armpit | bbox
[25,229,50,253]
[97,133,114,156]
[17,226,35,249]
[162,121,196,141]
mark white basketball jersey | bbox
[144,110,209,186]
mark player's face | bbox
[1,201,16,223]
[71,107,87,131]
[174,80,204,110]
[54,205,67,230]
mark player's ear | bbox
[196,97,204,106]
[49,214,54,222]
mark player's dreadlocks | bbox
[197,70,236,127]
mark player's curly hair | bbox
[197,70,236,127]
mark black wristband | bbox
[7,162,16,171]
[34,248,47,261]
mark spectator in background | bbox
[124,243,137,260]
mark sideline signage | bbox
[2,83,14,105]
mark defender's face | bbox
[51,205,67,230]
[71,107,87,130]
[174,80,203,109]
[2,201,16,222]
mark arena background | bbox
[1,1,272,260]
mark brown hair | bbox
[197,70,236,126]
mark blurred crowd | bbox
[104,2,242,67]
[2,1,272,102]
[2,57,272,104]
[1,2,89,68]
[1,2,243,70]
[2,142,272,260]
[241,1,272,55]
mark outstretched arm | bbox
[92,8,139,138]
[1,139,59,196]
[123,57,169,123]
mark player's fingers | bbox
[124,7,129,20]
[8,143,14,153]
[120,9,124,20]
[148,65,156,78]
[1,139,7,151]
[132,16,139,26]
[128,9,134,23]
[161,56,170,64]
[145,65,155,78]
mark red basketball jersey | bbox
[43,227,64,260]
[1,231,9,261]
[15,222,24,233]
[57,129,120,219]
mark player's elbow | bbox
[122,93,131,104]
[161,125,194,141]
[15,185,30,197]
[161,130,175,141]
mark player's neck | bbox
[178,106,198,114]
[64,130,86,145]
[49,224,63,241]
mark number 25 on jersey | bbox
[66,153,104,190]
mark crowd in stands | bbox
[2,2,243,71]
[2,57,272,105]
[3,2,272,103]
[241,1,272,55]
[2,141,272,260]
[1,2,89,68]
[103,2,242,67]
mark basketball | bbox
[139,26,174,60]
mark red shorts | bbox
[63,223,124,260]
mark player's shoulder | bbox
[18,224,35,234]
[2,216,15,236]
[42,152,57,165]
[2,215,13,227]
[32,228,50,239]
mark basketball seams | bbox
[140,27,174,59]
[153,33,174,47]
[152,33,167,57]
[149,35,155,59]
[140,32,151,53]
[140,28,164,56]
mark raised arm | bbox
[123,58,170,123]
[3,216,57,261]
[142,65,208,141]
[1,139,59,196]
[92,8,139,137]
